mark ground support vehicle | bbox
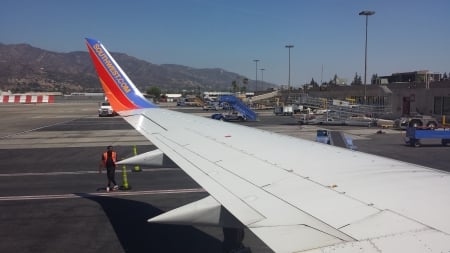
[405,127,450,147]
[395,115,439,129]
[211,112,246,121]
[215,95,257,121]
[274,105,293,116]
[297,114,316,125]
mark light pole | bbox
[285,45,294,90]
[260,68,265,90]
[253,59,259,92]
[359,10,375,104]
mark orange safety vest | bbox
[102,151,117,167]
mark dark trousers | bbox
[106,167,117,187]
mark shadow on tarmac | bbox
[77,194,223,253]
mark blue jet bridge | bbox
[218,95,258,121]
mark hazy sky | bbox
[1,0,449,88]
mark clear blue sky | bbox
[1,0,449,88]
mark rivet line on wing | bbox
[142,114,167,131]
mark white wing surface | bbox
[86,38,450,253]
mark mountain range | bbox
[0,42,275,94]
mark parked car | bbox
[344,115,377,127]
[202,103,219,111]
[317,117,345,125]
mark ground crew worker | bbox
[99,145,118,192]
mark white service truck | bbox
[274,105,294,116]
[98,101,117,117]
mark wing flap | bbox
[264,176,379,229]
[305,229,450,253]
[340,210,427,240]
[250,225,344,253]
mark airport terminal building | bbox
[292,71,450,120]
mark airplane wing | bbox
[85,38,450,253]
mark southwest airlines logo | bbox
[93,43,131,94]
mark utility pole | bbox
[359,10,375,104]
[260,68,265,90]
[285,44,294,103]
[253,59,259,92]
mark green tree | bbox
[333,74,338,85]
[351,73,362,85]
[231,80,239,92]
[146,86,161,101]
[371,73,379,84]
[309,78,318,88]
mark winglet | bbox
[85,38,157,112]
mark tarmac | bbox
[0,102,449,253]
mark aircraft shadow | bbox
[78,194,223,253]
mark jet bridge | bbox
[219,95,258,121]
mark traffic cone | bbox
[120,161,131,190]
[132,145,142,172]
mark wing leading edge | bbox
[86,38,450,253]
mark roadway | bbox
[0,103,449,253]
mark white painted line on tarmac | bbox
[0,168,179,177]
[0,118,78,139]
[0,188,205,201]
